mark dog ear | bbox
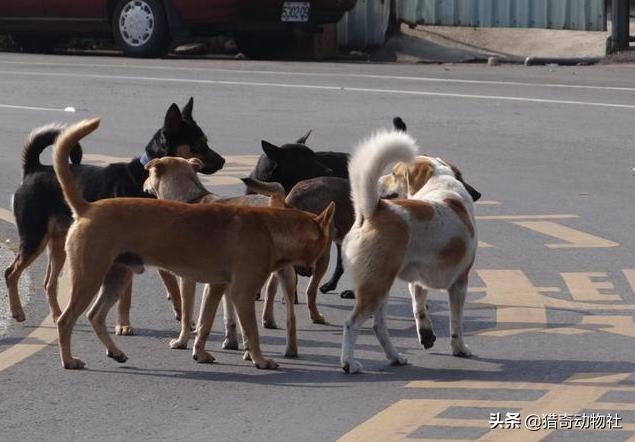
[315,201,336,231]
[182,97,194,121]
[261,140,282,160]
[463,182,482,202]
[188,157,204,172]
[144,158,163,173]
[296,129,312,144]
[164,103,183,133]
[393,117,407,132]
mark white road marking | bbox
[1,59,634,92]
[1,70,635,110]
[0,103,69,112]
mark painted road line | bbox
[3,70,635,110]
[623,269,635,295]
[0,208,15,225]
[474,200,501,206]
[342,372,634,441]
[476,214,579,220]
[0,103,71,113]
[2,60,635,93]
[513,221,619,248]
[561,272,621,302]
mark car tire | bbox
[12,34,59,53]
[112,0,170,58]
[234,31,293,59]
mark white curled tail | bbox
[348,130,417,222]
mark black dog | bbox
[248,117,408,298]
[6,98,225,323]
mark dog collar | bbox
[139,152,151,166]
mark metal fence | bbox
[338,0,606,47]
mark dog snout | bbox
[201,152,225,174]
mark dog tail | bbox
[348,130,417,222]
[22,123,83,178]
[53,118,100,217]
[240,177,287,208]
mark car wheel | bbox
[235,31,293,59]
[112,0,170,58]
[12,34,59,53]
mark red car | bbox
[0,0,356,57]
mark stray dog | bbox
[5,98,225,331]
[52,118,334,370]
[244,177,353,326]
[341,130,480,373]
[142,157,300,357]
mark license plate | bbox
[281,2,310,22]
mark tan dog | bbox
[341,130,480,373]
[142,157,299,357]
[52,119,334,370]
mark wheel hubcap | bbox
[119,1,154,47]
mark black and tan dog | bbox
[5,98,224,330]
[52,118,334,370]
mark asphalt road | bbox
[0,52,634,442]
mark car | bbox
[0,0,357,58]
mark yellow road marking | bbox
[623,269,635,294]
[478,241,494,248]
[0,207,15,224]
[475,270,548,337]
[561,272,621,302]
[513,221,619,248]
[340,373,633,441]
[580,315,635,338]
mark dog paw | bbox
[451,341,472,358]
[63,357,86,369]
[255,358,279,369]
[11,308,26,323]
[342,360,363,374]
[389,355,408,366]
[169,338,188,349]
[115,325,134,336]
[106,350,128,363]
[310,313,327,324]
[284,346,298,358]
[242,351,252,361]
[221,337,239,350]
[340,290,355,299]
[262,318,278,329]
[319,282,336,293]
[419,329,437,349]
[192,350,215,364]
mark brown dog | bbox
[52,119,334,369]
[243,177,353,327]
[142,156,299,357]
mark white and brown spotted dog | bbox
[341,130,481,373]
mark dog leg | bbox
[221,294,239,350]
[373,302,407,366]
[319,243,344,293]
[115,278,134,336]
[278,266,298,357]
[192,283,226,364]
[307,248,329,324]
[87,264,132,363]
[409,283,435,349]
[158,269,181,321]
[58,263,110,369]
[448,277,471,358]
[170,278,196,349]
[341,301,372,374]
[5,235,49,322]
[43,230,66,322]
[232,284,278,369]
[262,273,278,329]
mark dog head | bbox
[143,156,207,201]
[144,98,225,174]
[379,156,481,202]
[251,138,334,193]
